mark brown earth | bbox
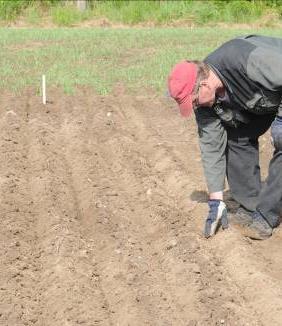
[0,87,281,326]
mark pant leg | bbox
[225,114,275,212]
[257,149,282,227]
[226,137,260,211]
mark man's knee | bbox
[271,117,282,151]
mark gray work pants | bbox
[226,113,282,227]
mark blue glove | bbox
[204,200,228,238]
[271,116,282,151]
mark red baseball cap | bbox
[168,61,197,117]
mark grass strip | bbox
[0,27,282,94]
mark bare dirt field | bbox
[0,87,282,326]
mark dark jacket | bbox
[195,35,282,193]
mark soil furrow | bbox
[22,93,113,326]
[111,92,264,325]
[0,88,282,326]
[57,90,253,325]
[0,100,41,326]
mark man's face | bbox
[192,81,216,109]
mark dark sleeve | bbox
[194,107,227,193]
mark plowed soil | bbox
[0,87,281,326]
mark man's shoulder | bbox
[205,35,282,64]
[240,35,282,51]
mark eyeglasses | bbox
[192,82,201,110]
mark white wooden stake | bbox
[42,75,46,105]
[77,0,87,11]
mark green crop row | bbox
[0,27,282,94]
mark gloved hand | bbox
[271,116,282,151]
[204,200,228,238]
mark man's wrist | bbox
[209,191,223,201]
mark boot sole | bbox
[235,223,272,240]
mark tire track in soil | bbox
[58,93,172,325]
[2,91,113,326]
[53,90,200,325]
